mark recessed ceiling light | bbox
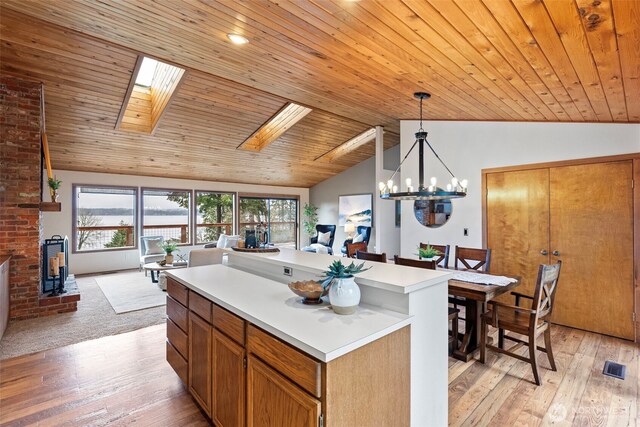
[227,33,249,45]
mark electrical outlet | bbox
[283,266,292,276]
[463,228,469,236]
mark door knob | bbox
[552,250,560,256]
[540,250,548,255]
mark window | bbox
[142,189,191,245]
[239,196,298,249]
[73,185,137,252]
[195,191,234,244]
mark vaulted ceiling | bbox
[1,0,638,187]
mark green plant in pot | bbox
[417,244,442,261]
[47,176,62,203]
[302,203,318,244]
[320,260,370,315]
[161,241,180,264]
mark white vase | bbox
[329,277,360,315]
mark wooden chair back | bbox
[419,243,450,268]
[346,242,367,258]
[531,261,562,322]
[356,251,387,263]
[454,246,491,272]
[393,255,436,270]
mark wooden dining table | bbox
[447,272,521,362]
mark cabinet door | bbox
[486,169,550,301]
[247,357,321,427]
[213,330,245,427]
[550,161,634,339]
[189,313,212,416]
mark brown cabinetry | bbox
[212,330,245,427]
[189,307,212,417]
[166,276,410,427]
[247,356,321,427]
[485,158,635,339]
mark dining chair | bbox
[454,246,491,272]
[479,261,562,385]
[346,242,368,258]
[393,255,436,270]
[355,251,387,263]
[419,243,450,268]
[449,307,459,354]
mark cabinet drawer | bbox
[213,304,245,345]
[166,341,188,386]
[189,291,212,323]
[167,296,188,332]
[247,325,321,398]
[167,318,188,359]
[167,277,188,306]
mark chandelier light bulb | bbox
[379,182,385,191]
[446,183,452,191]
[408,185,414,192]
[430,177,437,187]
[406,178,412,187]
[387,180,394,191]
[392,185,398,193]
[451,177,459,188]
[460,179,468,189]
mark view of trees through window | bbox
[239,197,298,248]
[194,191,234,243]
[73,185,137,251]
[143,189,191,245]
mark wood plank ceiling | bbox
[1,0,638,188]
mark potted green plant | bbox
[303,203,319,244]
[161,241,180,264]
[417,244,442,261]
[47,176,62,203]
[320,260,370,315]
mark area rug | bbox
[95,271,167,314]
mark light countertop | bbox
[166,264,412,363]
[226,248,454,294]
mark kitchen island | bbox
[166,248,452,426]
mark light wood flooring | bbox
[0,323,637,426]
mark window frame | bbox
[141,187,193,247]
[193,190,236,245]
[71,184,139,254]
[238,193,299,249]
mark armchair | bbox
[139,235,165,276]
[308,224,336,254]
[340,226,371,256]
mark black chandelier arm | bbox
[386,137,420,184]
[423,137,457,180]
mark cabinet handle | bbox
[540,250,548,255]
[552,250,560,256]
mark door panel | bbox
[212,330,245,427]
[486,169,550,302]
[550,161,634,339]
[247,357,320,427]
[189,313,212,416]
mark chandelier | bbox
[379,92,467,201]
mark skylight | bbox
[135,57,158,87]
[116,56,186,134]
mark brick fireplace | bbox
[0,76,79,320]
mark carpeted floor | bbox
[0,271,166,360]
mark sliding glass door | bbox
[239,196,298,249]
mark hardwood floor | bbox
[0,323,637,426]
[0,324,209,426]
[449,325,639,426]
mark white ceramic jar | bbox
[328,277,361,315]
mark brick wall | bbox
[0,76,43,320]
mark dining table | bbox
[447,271,521,362]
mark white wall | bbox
[400,121,640,257]
[310,146,400,257]
[43,170,309,274]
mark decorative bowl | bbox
[288,280,328,305]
